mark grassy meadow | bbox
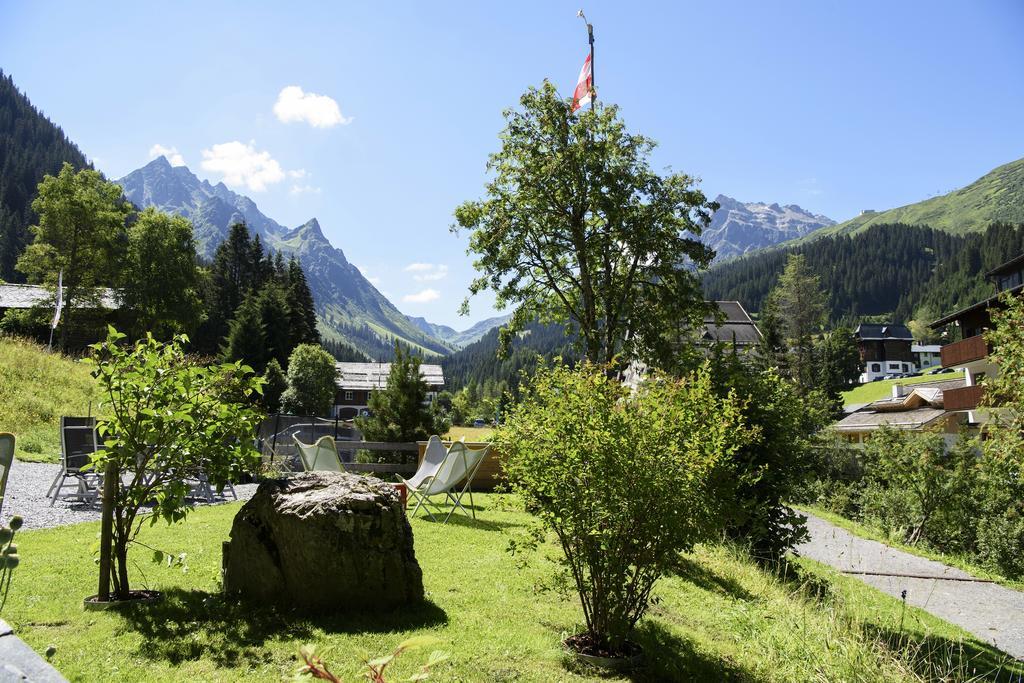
[840,369,964,407]
[4,495,1021,682]
[0,335,100,462]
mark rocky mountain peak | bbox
[704,195,835,261]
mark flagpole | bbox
[578,10,595,109]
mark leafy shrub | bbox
[495,361,750,650]
[281,344,336,416]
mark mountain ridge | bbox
[704,194,834,261]
[118,157,454,359]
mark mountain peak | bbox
[146,155,173,170]
[705,197,835,261]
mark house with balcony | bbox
[854,323,916,383]
[833,378,966,445]
[333,361,445,420]
[929,251,1024,422]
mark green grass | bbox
[444,425,494,442]
[4,495,1021,682]
[841,370,964,407]
[0,335,100,462]
[798,505,1024,591]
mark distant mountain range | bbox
[118,157,453,359]
[704,195,835,261]
[797,157,1024,242]
[406,313,512,349]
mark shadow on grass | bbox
[117,588,447,667]
[559,621,764,682]
[864,622,1024,682]
[670,554,755,602]
[410,508,528,532]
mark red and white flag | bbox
[571,53,593,112]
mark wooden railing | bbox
[944,385,985,411]
[941,335,989,368]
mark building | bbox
[854,323,915,383]
[0,283,119,312]
[333,361,445,419]
[929,252,1024,422]
[833,378,966,445]
[912,344,942,371]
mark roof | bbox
[702,301,762,346]
[986,252,1024,278]
[911,344,941,353]
[833,406,949,432]
[0,284,119,310]
[930,283,1024,328]
[335,362,444,390]
[854,323,913,341]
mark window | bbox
[887,362,900,370]
[871,363,881,372]
[344,390,353,401]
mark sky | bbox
[2,1,1023,328]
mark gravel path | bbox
[797,513,1024,661]
[1,459,258,530]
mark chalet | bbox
[0,283,118,312]
[854,323,915,383]
[929,251,1024,422]
[912,344,942,371]
[833,378,966,445]
[333,361,445,420]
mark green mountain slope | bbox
[811,157,1024,240]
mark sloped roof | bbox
[703,300,762,346]
[335,362,444,390]
[986,251,1024,278]
[854,323,913,341]
[0,284,119,310]
[833,406,948,431]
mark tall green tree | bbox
[202,222,261,349]
[222,294,267,370]
[256,281,292,369]
[356,343,447,462]
[286,257,320,349]
[119,207,202,339]
[17,163,130,349]
[764,254,828,389]
[814,327,862,413]
[280,343,336,416]
[454,81,716,370]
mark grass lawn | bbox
[444,425,494,442]
[5,495,1021,682]
[841,370,964,407]
[0,335,100,463]
[798,505,1024,591]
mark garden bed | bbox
[3,495,1021,682]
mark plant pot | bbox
[391,482,408,509]
[563,634,644,672]
[83,589,162,611]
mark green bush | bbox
[495,361,750,650]
[281,344,336,416]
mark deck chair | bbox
[400,441,490,523]
[0,433,14,519]
[293,435,345,472]
[47,417,102,507]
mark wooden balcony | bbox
[944,385,985,411]
[941,335,989,368]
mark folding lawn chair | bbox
[0,433,14,518]
[293,435,345,472]
[400,440,490,523]
[47,417,102,507]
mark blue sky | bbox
[2,1,1023,328]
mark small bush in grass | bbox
[495,361,750,652]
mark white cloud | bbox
[402,288,441,304]
[273,85,352,128]
[289,184,321,196]
[149,143,185,167]
[288,169,307,179]
[403,263,448,281]
[200,141,285,192]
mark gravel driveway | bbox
[1,459,258,530]
[797,513,1024,661]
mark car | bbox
[882,373,906,380]
[472,418,488,428]
[928,367,954,375]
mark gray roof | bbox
[335,362,444,390]
[0,284,118,310]
[833,406,949,432]
[854,323,913,341]
[703,301,762,346]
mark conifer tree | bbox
[222,293,267,370]
[287,257,320,348]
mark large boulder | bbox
[222,471,423,612]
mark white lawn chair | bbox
[293,435,345,472]
[0,433,14,518]
[400,440,490,523]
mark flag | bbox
[571,53,593,112]
[51,269,63,330]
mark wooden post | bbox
[97,460,118,601]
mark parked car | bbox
[928,367,955,375]
[472,418,488,428]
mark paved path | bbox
[2,459,258,530]
[797,513,1024,661]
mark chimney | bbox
[892,384,909,399]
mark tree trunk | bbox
[96,459,118,601]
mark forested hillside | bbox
[441,321,576,392]
[0,70,92,281]
[703,222,1024,326]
